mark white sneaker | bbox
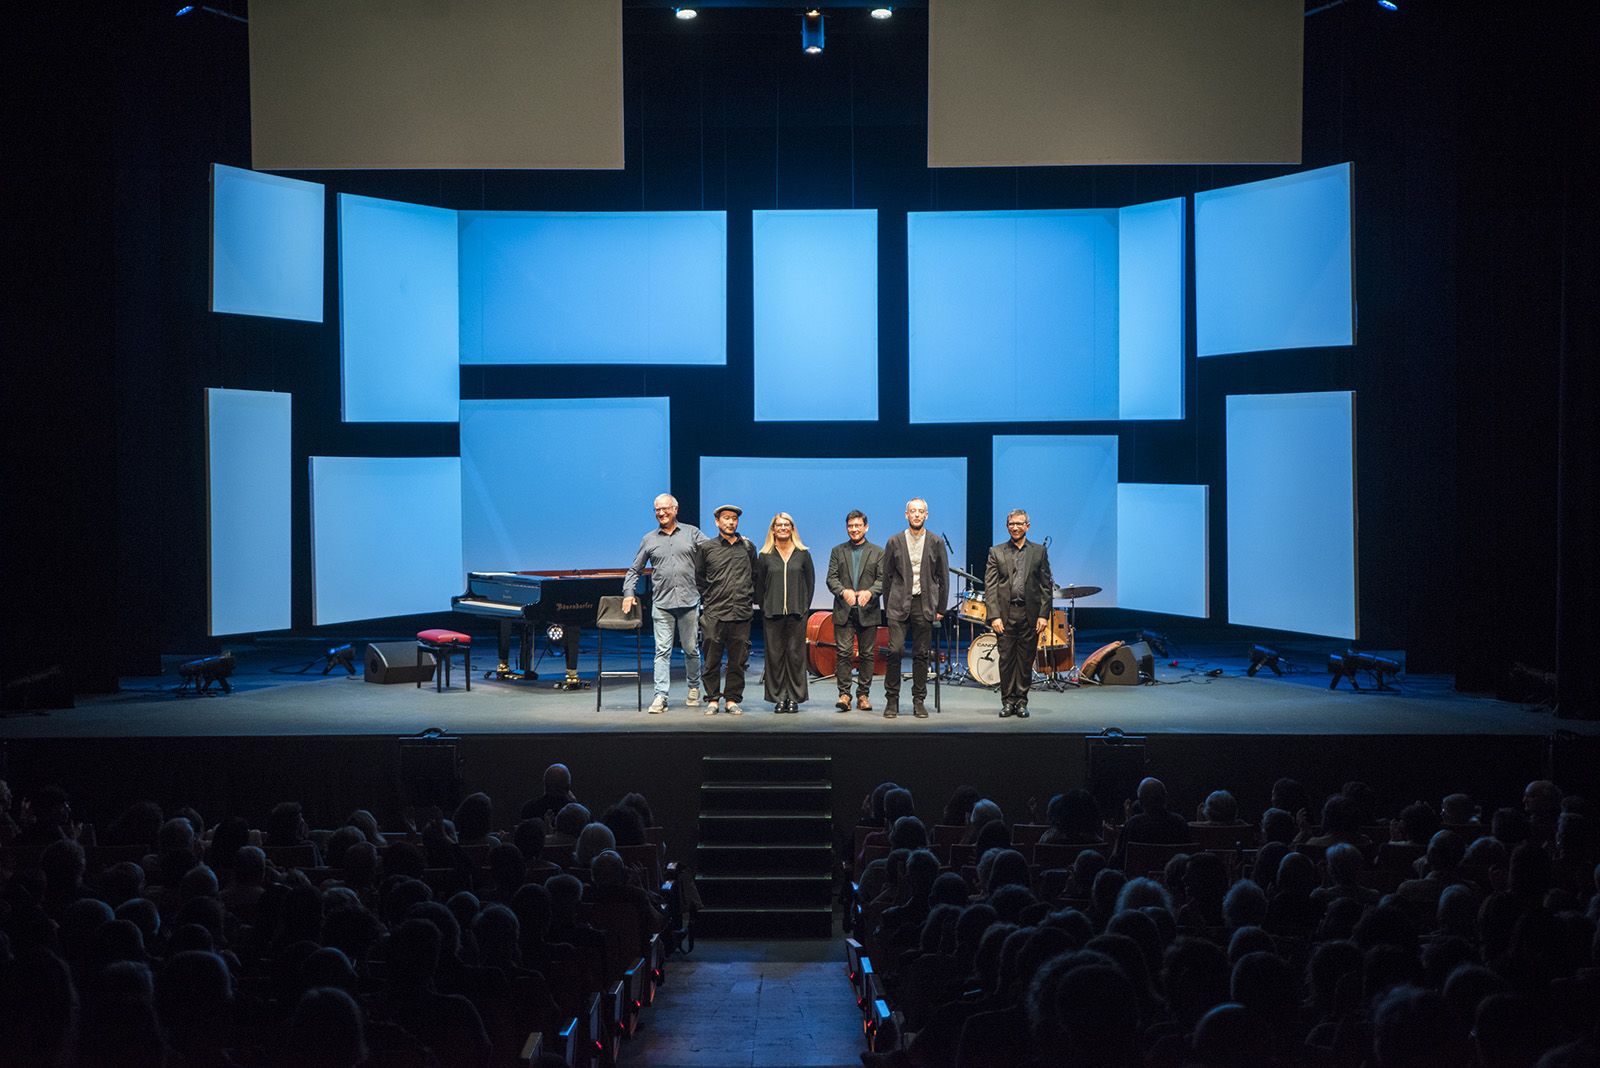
[648,694,668,714]
[685,686,702,708]
[725,702,743,716]
[704,698,721,716]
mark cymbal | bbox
[949,565,982,583]
[1052,584,1102,600]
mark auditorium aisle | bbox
[620,938,864,1067]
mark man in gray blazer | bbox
[825,510,884,712]
[880,498,949,719]
[984,508,1053,719]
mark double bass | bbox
[805,610,892,677]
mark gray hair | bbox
[653,493,678,509]
[1006,509,1029,523]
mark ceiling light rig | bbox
[673,6,698,19]
[802,9,824,54]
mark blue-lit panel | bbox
[207,388,292,635]
[992,436,1118,606]
[1118,197,1185,420]
[753,210,878,422]
[210,164,324,322]
[460,398,671,572]
[909,210,1119,423]
[1226,391,1357,638]
[338,194,460,422]
[698,456,968,609]
[1196,163,1355,356]
[310,457,463,625]
[459,211,727,365]
[1117,484,1208,618]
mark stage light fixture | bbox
[174,4,245,22]
[1328,650,1400,691]
[175,5,195,14]
[802,10,824,54]
[1377,0,1399,10]
[673,6,697,19]
[1138,629,1172,659]
[178,652,236,694]
[546,624,565,643]
[322,643,356,677]
[1247,644,1283,677]
[870,6,893,18]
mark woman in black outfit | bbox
[755,512,815,713]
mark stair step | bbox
[697,873,834,907]
[700,781,832,812]
[694,906,835,939]
[695,843,834,873]
[701,755,832,784]
[698,812,832,843]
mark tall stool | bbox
[595,596,644,711]
[416,629,471,691]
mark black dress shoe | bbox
[883,698,898,719]
[1014,705,1030,719]
[999,703,1013,718]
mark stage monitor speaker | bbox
[399,731,461,809]
[1081,641,1154,685]
[365,642,435,685]
[1085,729,1147,815]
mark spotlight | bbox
[1247,644,1283,677]
[870,6,893,18]
[1328,650,1401,691]
[1377,0,1398,10]
[174,4,246,22]
[175,4,195,14]
[178,652,236,694]
[673,6,697,18]
[546,624,565,643]
[1137,629,1172,659]
[802,9,824,54]
[322,643,355,677]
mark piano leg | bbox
[487,618,536,681]
[560,627,585,690]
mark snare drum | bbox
[957,591,989,626]
[967,632,1000,687]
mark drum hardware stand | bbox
[1038,584,1101,691]
[945,564,987,685]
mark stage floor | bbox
[3,635,1582,741]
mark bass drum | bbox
[966,632,1001,687]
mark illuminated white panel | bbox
[460,398,671,572]
[698,456,968,609]
[459,211,727,365]
[753,210,878,422]
[310,457,463,624]
[1197,163,1355,356]
[1117,484,1209,618]
[207,388,292,635]
[1226,391,1357,638]
[1118,197,1185,420]
[338,194,460,422]
[991,436,1118,606]
[909,210,1119,423]
[210,164,324,321]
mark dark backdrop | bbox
[6,3,1594,714]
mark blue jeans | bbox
[651,603,702,696]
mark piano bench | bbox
[417,630,472,692]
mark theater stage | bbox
[6,633,1594,852]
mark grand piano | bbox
[452,569,648,682]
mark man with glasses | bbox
[623,493,707,714]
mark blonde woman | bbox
[755,513,816,713]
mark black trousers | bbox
[996,608,1039,704]
[702,616,751,703]
[833,615,877,695]
[884,594,933,701]
[762,615,809,704]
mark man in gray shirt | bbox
[623,493,707,713]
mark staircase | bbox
[694,754,835,938]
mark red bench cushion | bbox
[417,629,471,645]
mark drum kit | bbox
[944,564,1101,691]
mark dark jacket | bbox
[755,547,815,618]
[982,538,1053,622]
[825,540,885,626]
[695,533,758,623]
[882,530,949,622]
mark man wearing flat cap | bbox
[694,504,758,715]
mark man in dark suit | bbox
[984,508,1053,719]
[880,498,949,719]
[825,510,885,712]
